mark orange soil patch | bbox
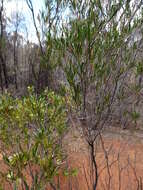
[62,128,143,190]
[0,127,143,189]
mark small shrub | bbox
[0,87,67,189]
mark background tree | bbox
[10,11,25,89]
[0,0,8,90]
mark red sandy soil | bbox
[60,127,143,190]
[0,127,143,190]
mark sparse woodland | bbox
[0,0,143,189]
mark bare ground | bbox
[62,126,143,190]
[0,126,143,189]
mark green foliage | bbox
[63,168,78,177]
[130,111,140,122]
[136,62,143,75]
[0,87,67,189]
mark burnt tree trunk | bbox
[13,34,18,89]
[0,0,8,90]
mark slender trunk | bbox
[89,142,98,190]
[26,0,45,93]
[1,56,8,88]
[0,0,8,89]
[13,37,18,89]
[0,55,8,89]
[0,63,3,91]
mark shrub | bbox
[0,87,67,189]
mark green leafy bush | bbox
[0,87,67,189]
